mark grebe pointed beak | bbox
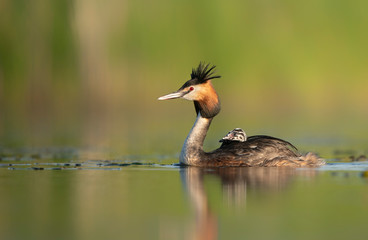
[158,91,186,100]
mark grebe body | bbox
[158,63,325,167]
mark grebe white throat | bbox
[180,113,212,165]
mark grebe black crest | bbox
[158,62,325,167]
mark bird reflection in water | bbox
[180,167,317,240]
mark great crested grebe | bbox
[158,63,325,167]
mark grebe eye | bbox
[189,87,194,91]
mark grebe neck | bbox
[180,113,212,165]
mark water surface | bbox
[1,150,368,240]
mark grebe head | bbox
[158,62,221,118]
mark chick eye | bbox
[189,87,194,91]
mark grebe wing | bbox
[218,135,299,157]
[246,135,298,151]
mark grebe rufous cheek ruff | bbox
[158,62,325,167]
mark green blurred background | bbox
[1,0,367,157]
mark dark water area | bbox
[1,148,368,240]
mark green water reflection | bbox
[1,161,368,240]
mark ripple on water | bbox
[319,161,368,171]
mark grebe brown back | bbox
[158,63,325,167]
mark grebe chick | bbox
[220,128,247,143]
[158,62,325,167]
